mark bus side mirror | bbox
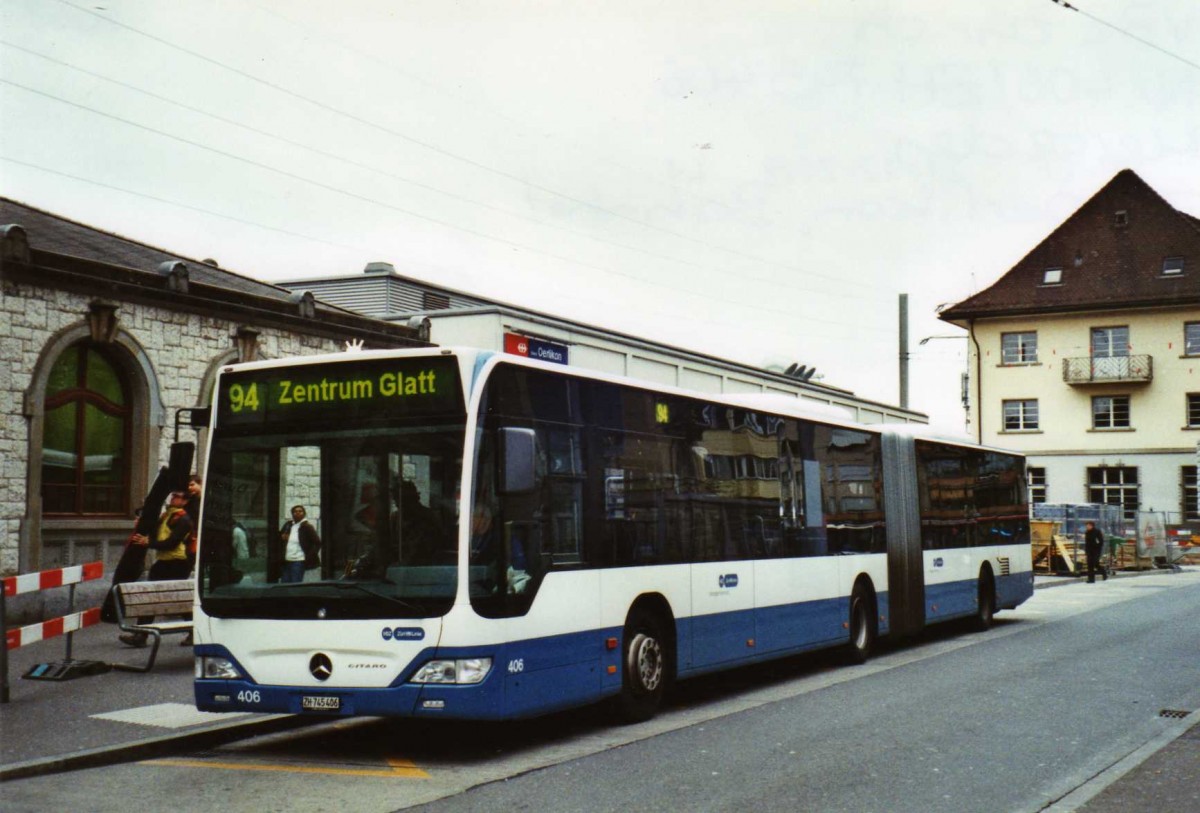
[499,428,539,495]
[168,441,195,491]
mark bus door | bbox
[688,498,756,670]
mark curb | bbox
[0,713,312,783]
[1034,567,1183,590]
[1041,713,1200,812]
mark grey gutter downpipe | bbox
[968,319,982,443]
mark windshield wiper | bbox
[274,579,424,614]
[333,582,426,614]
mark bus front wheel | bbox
[616,609,667,723]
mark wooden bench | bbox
[110,579,194,672]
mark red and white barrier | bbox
[6,607,102,651]
[2,561,105,598]
[2,561,107,701]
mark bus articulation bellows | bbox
[193,347,1032,722]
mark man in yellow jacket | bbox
[119,491,193,647]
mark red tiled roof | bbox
[940,169,1200,323]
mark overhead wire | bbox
[0,39,886,306]
[247,1,785,227]
[0,154,835,344]
[0,156,371,254]
[1047,0,1200,73]
[1,77,892,338]
[52,0,895,296]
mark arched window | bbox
[41,343,131,515]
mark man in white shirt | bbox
[278,505,320,582]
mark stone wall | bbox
[0,277,345,581]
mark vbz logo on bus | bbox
[718,573,739,589]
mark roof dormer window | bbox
[1042,267,1063,286]
[1162,256,1185,277]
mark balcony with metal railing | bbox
[1062,354,1153,385]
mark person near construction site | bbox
[1084,521,1108,584]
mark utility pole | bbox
[899,293,909,409]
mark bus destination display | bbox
[217,357,462,427]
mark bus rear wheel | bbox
[975,571,996,631]
[616,609,667,723]
[846,585,875,664]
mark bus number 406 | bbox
[507,659,524,674]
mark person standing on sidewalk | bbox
[278,504,320,583]
[120,491,193,647]
[1084,521,1108,583]
[184,475,203,573]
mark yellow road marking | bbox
[147,757,430,779]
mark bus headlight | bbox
[196,655,242,680]
[412,657,492,685]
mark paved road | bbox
[400,571,1200,813]
[3,569,1198,812]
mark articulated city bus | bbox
[193,347,1032,721]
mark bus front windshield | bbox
[199,423,465,620]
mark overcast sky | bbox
[3,0,1198,431]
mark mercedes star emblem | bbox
[309,653,333,681]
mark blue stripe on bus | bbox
[997,570,1034,609]
[924,573,1034,621]
[194,579,1020,720]
[925,578,977,620]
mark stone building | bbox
[0,198,425,580]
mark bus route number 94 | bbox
[228,383,260,413]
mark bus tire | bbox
[616,608,668,723]
[975,570,996,631]
[846,583,875,664]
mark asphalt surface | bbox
[1,570,1197,813]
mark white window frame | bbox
[1092,395,1130,429]
[1002,399,1039,431]
[1184,466,1199,522]
[1087,466,1139,520]
[1091,326,1130,359]
[1028,467,1047,504]
[1185,323,1200,357]
[1001,332,1038,365]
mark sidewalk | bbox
[2,570,1197,813]
[0,616,304,781]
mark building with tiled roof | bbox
[1,197,426,583]
[939,170,1200,530]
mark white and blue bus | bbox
[193,347,1032,722]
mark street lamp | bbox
[918,334,969,433]
[919,335,964,346]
